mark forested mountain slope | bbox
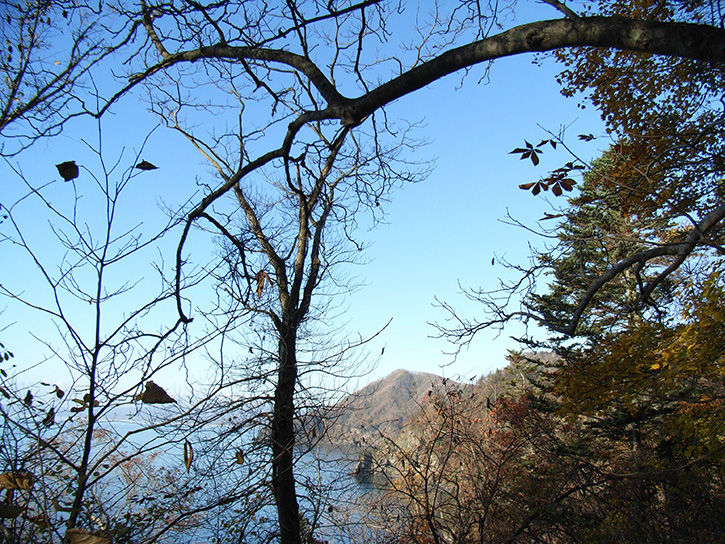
[323,369,459,445]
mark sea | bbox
[92,420,385,544]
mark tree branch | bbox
[565,203,725,335]
[344,17,724,124]
[540,0,581,20]
[124,16,724,129]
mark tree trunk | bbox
[272,324,301,544]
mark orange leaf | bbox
[255,271,271,299]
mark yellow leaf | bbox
[184,440,193,473]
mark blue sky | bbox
[342,53,604,384]
[0,3,608,394]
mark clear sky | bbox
[0,2,607,394]
[340,52,605,384]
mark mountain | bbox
[322,369,457,446]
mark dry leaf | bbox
[184,440,193,473]
[0,471,34,490]
[42,407,55,427]
[560,178,576,191]
[135,160,158,171]
[136,381,176,404]
[255,271,273,299]
[56,161,79,181]
[66,528,113,544]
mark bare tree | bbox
[0,121,262,543]
[0,1,137,157]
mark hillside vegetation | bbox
[353,351,724,543]
[323,369,461,446]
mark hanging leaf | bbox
[184,440,193,473]
[42,407,55,427]
[80,392,99,407]
[136,381,176,404]
[235,449,244,465]
[135,160,158,171]
[66,528,113,544]
[54,385,64,399]
[23,390,33,407]
[255,271,272,299]
[0,471,33,490]
[55,161,79,181]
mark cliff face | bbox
[309,357,553,484]
[323,369,450,446]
